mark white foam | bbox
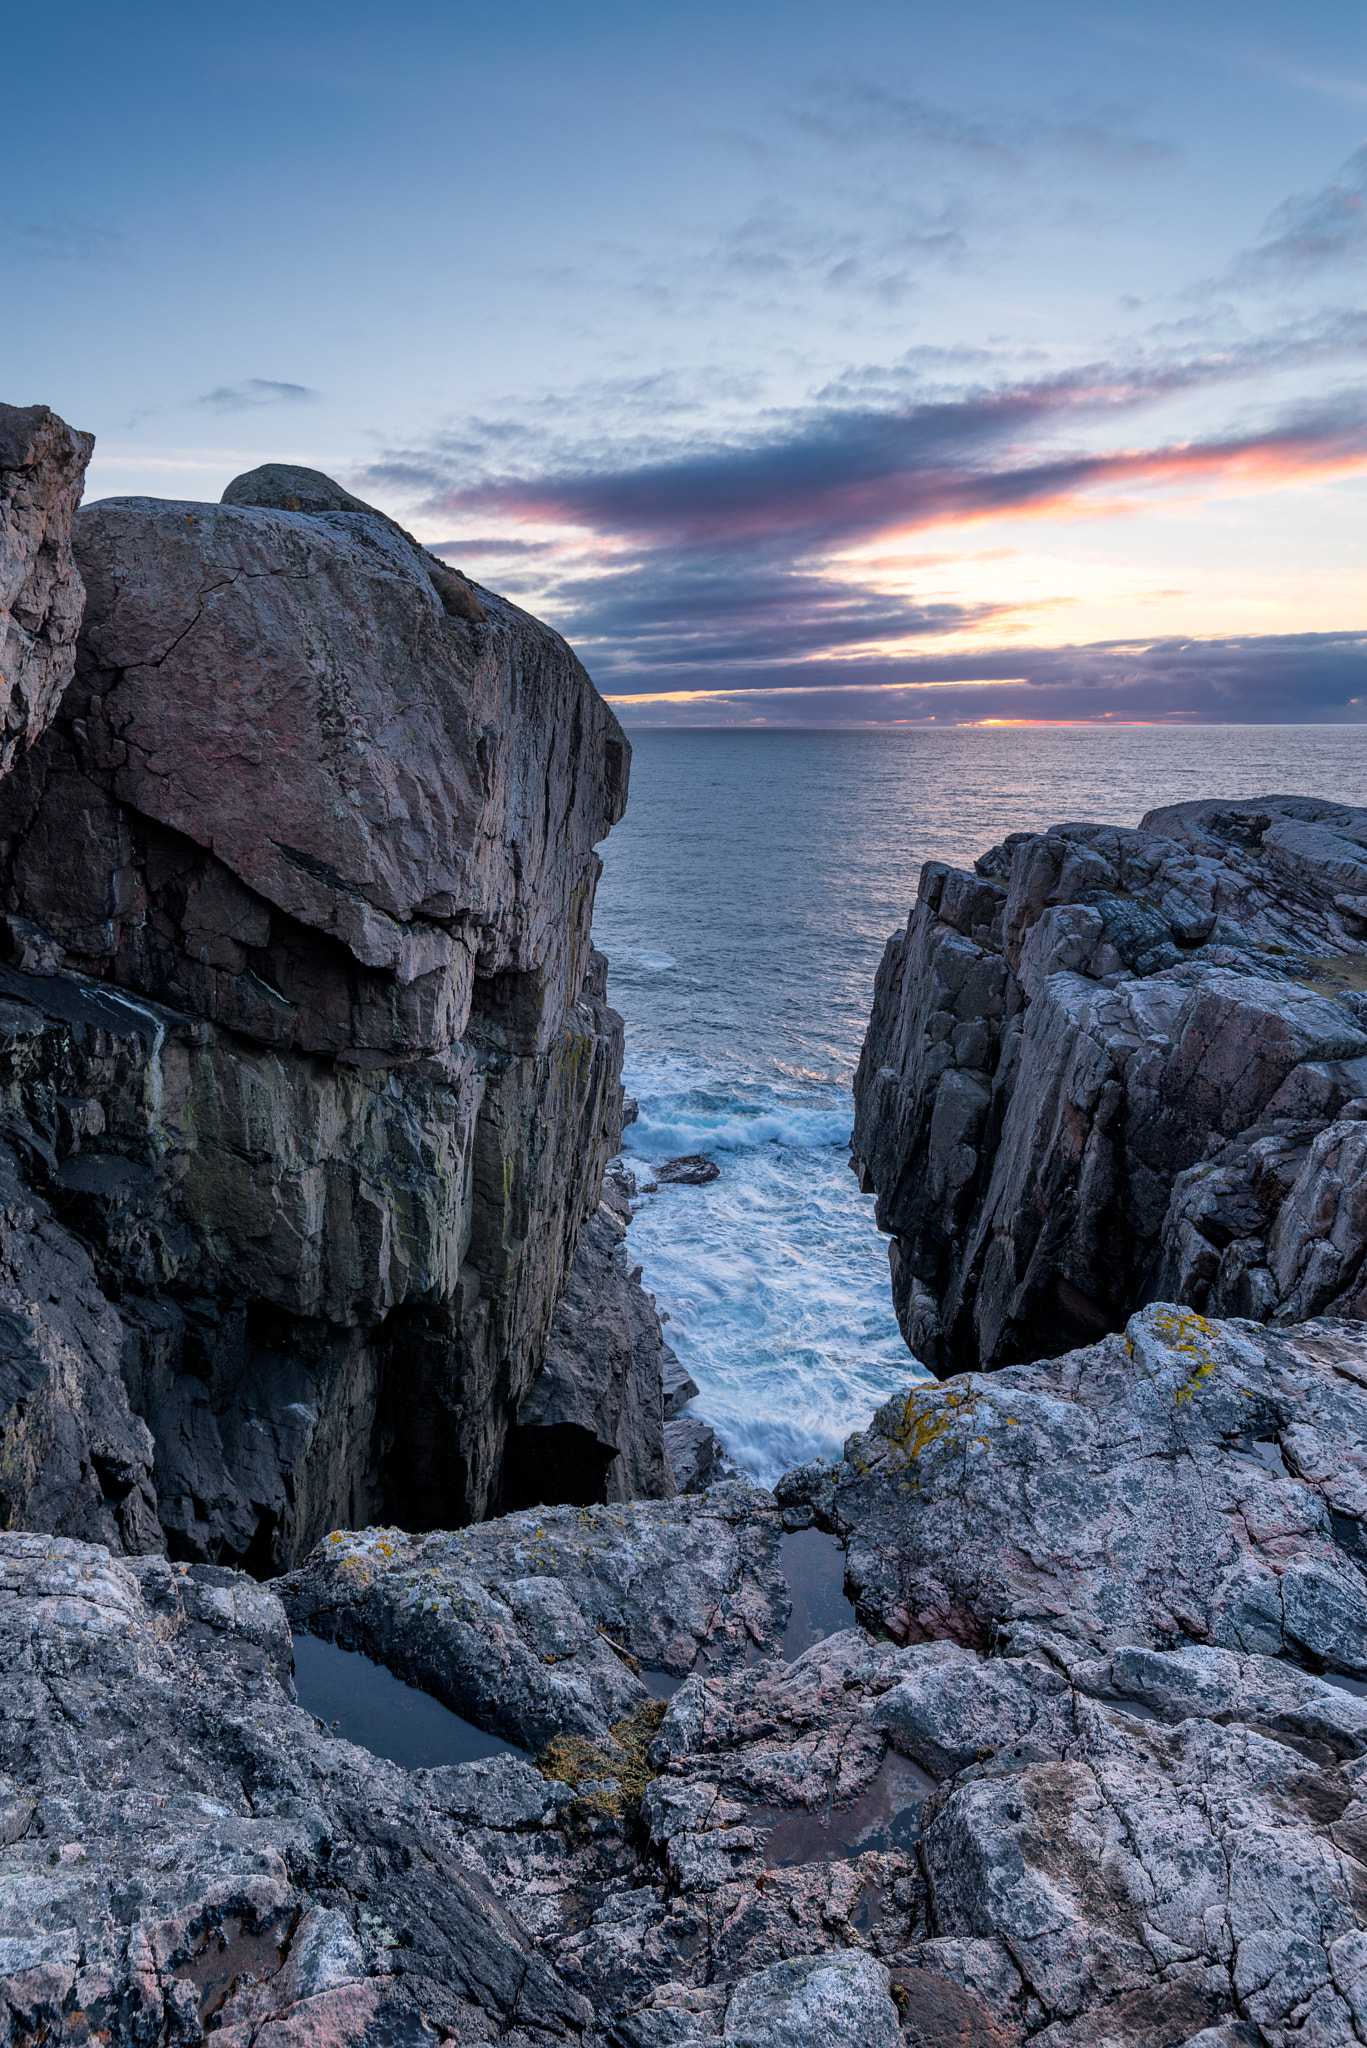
[621,1059,926,1487]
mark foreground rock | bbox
[279,1478,788,1748]
[853,795,1367,1374]
[0,1532,593,2047]
[12,1304,1367,2044]
[0,457,678,1565]
[0,403,92,777]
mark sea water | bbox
[593,725,1367,1486]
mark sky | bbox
[4,0,1365,725]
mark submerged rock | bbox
[852,794,1367,1374]
[657,1155,722,1185]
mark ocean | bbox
[593,725,1367,1487]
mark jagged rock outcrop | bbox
[0,404,92,777]
[852,795,1367,1374]
[0,452,671,1567]
[13,1304,1367,2045]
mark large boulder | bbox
[852,795,1367,1374]
[0,465,666,1564]
[790,1301,1367,1673]
[0,403,92,776]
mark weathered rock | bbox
[663,1349,701,1420]
[0,463,665,1563]
[799,1303,1367,1675]
[505,1201,678,1511]
[0,403,92,777]
[2,482,625,1056]
[852,795,1367,1374]
[0,1532,593,2046]
[0,1133,158,1552]
[16,1307,1367,2044]
[278,1479,787,1747]
[665,1415,726,1494]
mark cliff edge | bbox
[0,432,674,1567]
[853,796,1367,1375]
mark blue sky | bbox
[4,0,1365,723]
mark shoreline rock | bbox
[0,435,679,1565]
[10,1302,1367,2043]
[852,795,1367,1375]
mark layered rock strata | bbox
[853,795,1367,1374]
[0,445,672,1567]
[10,1303,1367,2045]
[0,403,92,776]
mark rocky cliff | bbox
[0,429,674,1569]
[10,1301,1367,2045]
[0,403,92,776]
[853,796,1367,1375]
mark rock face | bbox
[852,795,1367,1374]
[0,404,92,778]
[0,455,673,1569]
[13,1303,1367,2046]
[504,1185,678,1512]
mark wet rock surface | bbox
[656,1156,721,1186]
[13,1305,1367,2044]
[277,1480,790,1748]
[852,795,1367,1375]
[0,404,92,778]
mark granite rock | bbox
[0,404,92,778]
[809,1302,1367,1674]
[852,796,1367,1374]
[277,1479,788,1747]
[14,1308,1367,2044]
[0,1531,592,2046]
[0,462,668,1562]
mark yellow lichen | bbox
[538,1699,668,1819]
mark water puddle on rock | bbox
[1320,1669,1367,1698]
[780,1527,855,1659]
[642,1669,685,1699]
[293,1632,524,1769]
[755,1751,937,1866]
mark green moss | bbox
[538,1698,668,1819]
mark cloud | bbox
[600,632,1367,727]
[366,319,1367,704]
[8,214,122,262]
[790,80,1174,171]
[1235,145,1367,279]
[429,536,558,558]
[193,379,319,413]
[387,315,1367,558]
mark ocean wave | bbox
[610,948,678,973]
[628,1102,852,1156]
